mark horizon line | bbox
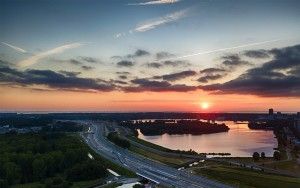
[0,110,299,114]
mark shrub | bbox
[261,152,266,159]
[252,152,260,161]
[107,133,130,149]
[66,160,107,181]
[273,151,281,160]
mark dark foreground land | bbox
[1,112,300,188]
[0,133,134,188]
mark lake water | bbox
[138,121,278,157]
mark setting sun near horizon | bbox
[200,102,210,110]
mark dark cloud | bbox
[153,70,197,81]
[59,71,81,77]
[163,60,191,67]
[146,62,163,68]
[197,74,224,83]
[119,75,128,79]
[267,45,300,70]
[200,68,226,74]
[79,56,99,63]
[55,56,100,66]
[0,59,12,66]
[155,51,175,60]
[110,79,127,85]
[54,58,83,65]
[146,60,190,69]
[135,49,150,57]
[127,49,150,58]
[117,60,134,67]
[111,55,122,60]
[288,66,300,75]
[221,54,252,67]
[201,44,300,97]
[0,66,115,92]
[69,59,83,65]
[116,71,130,75]
[244,50,270,59]
[123,78,198,92]
[131,78,170,87]
[197,68,227,83]
[81,65,94,71]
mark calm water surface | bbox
[138,121,277,157]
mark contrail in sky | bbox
[18,43,84,67]
[166,39,281,60]
[134,8,189,32]
[1,42,27,53]
[128,0,180,6]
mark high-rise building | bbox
[269,108,274,115]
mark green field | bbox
[127,136,171,152]
[194,165,300,188]
[264,160,300,176]
[222,157,273,163]
[129,145,190,167]
[123,135,193,167]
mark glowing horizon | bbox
[1,0,300,112]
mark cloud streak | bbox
[18,43,84,67]
[124,78,198,92]
[134,9,189,32]
[153,70,197,81]
[1,42,27,53]
[128,0,180,6]
[164,39,281,60]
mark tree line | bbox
[121,120,230,136]
[107,132,131,149]
[0,133,107,187]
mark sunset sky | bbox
[1,0,300,112]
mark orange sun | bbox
[200,102,210,110]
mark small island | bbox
[121,119,230,136]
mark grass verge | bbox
[264,160,300,176]
[127,136,171,152]
[193,165,300,188]
[129,145,190,167]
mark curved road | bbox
[81,121,231,188]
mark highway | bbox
[81,121,231,188]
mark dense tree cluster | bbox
[252,152,260,161]
[0,114,52,128]
[66,160,106,181]
[261,152,266,159]
[43,121,84,132]
[107,132,131,149]
[121,120,229,136]
[248,119,293,130]
[44,176,71,188]
[273,151,281,160]
[0,133,107,187]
